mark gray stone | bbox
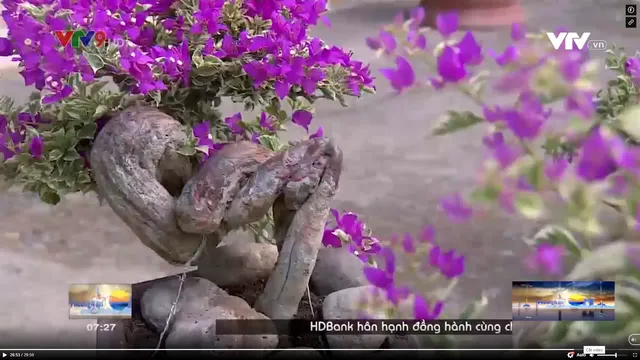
[198,242,278,287]
[141,277,228,330]
[310,247,367,296]
[140,276,278,349]
[322,285,387,349]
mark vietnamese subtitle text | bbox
[214,319,512,335]
[308,319,512,335]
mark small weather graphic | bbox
[68,283,132,319]
[511,281,615,321]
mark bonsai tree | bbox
[0,0,374,321]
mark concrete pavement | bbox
[0,0,638,348]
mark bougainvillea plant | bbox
[0,0,375,238]
[0,0,373,198]
[324,8,640,347]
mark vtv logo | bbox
[546,32,591,50]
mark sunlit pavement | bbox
[0,0,636,348]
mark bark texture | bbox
[90,106,216,264]
[90,106,343,319]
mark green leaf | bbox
[78,123,97,139]
[457,294,488,320]
[530,225,584,258]
[258,134,284,152]
[89,81,110,96]
[194,64,218,77]
[64,106,88,121]
[176,145,197,156]
[93,105,109,119]
[469,184,501,204]
[431,111,485,136]
[38,187,60,205]
[63,149,81,161]
[82,51,105,72]
[514,192,545,219]
[566,241,629,280]
[48,149,64,161]
[617,105,640,142]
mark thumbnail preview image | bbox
[512,281,614,321]
[68,283,132,319]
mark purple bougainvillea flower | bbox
[193,121,214,147]
[29,136,44,159]
[429,245,466,279]
[224,113,243,134]
[575,127,618,182]
[502,92,552,140]
[380,56,415,92]
[421,225,435,243]
[544,157,569,181]
[0,38,13,56]
[525,243,565,275]
[510,23,526,41]
[482,132,521,169]
[409,7,425,29]
[407,30,427,50]
[401,233,416,253]
[322,228,342,247]
[363,247,396,288]
[436,12,458,37]
[492,45,519,66]
[259,112,275,132]
[626,57,640,85]
[193,121,225,160]
[365,37,382,50]
[413,294,444,320]
[309,126,324,139]
[456,32,483,66]
[363,266,394,289]
[378,30,397,55]
[322,209,381,258]
[292,110,313,132]
[440,193,473,221]
[437,46,466,83]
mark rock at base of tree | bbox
[310,247,367,296]
[197,242,278,287]
[322,285,387,349]
[140,276,278,349]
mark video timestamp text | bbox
[86,323,116,331]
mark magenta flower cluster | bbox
[319,8,640,320]
[0,0,374,161]
[0,113,45,161]
[323,209,465,319]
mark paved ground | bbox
[0,0,637,349]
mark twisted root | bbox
[90,106,214,264]
[90,106,343,319]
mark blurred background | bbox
[0,0,637,348]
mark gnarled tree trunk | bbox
[89,106,343,319]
